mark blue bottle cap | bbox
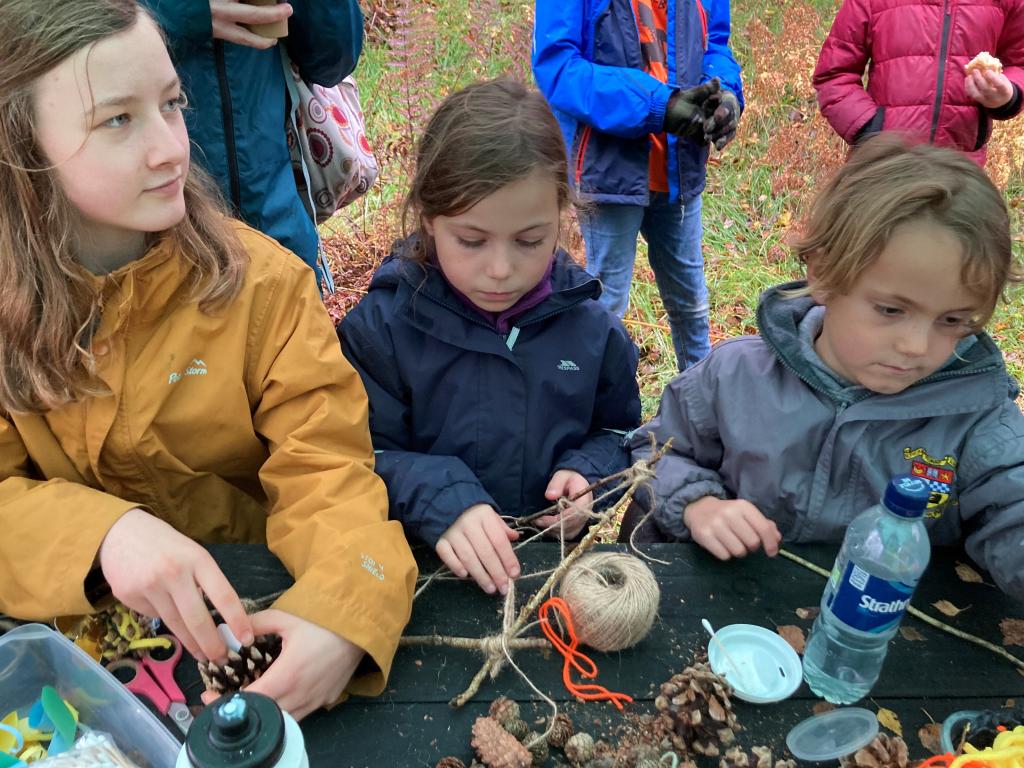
[882,474,931,518]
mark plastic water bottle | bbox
[802,475,932,704]
[177,692,309,768]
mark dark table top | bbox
[177,543,1024,768]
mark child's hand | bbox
[200,608,364,722]
[965,68,1015,109]
[535,469,593,540]
[98,508,253,662]
[436,505,521,595]
[683,496,782,560]
[210,1,293,49]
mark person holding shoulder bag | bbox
[142,0,365,286]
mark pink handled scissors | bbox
[107,635,193,735]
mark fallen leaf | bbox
[795,607,820,620]
[955,562,983,583]
[899,627,926,642]
[813,702,835,715]
[932,600,970,617]
[878,707,903,737]
[777,625,806,655]
[1000,618,1024,646]
[918,723,943,755]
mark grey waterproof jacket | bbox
[631,283,1024,599]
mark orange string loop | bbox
[538,597,633,711]
[918,754,955,768]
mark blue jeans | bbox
[579,193,710,371]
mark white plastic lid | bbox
[786,708,879,762]
[706,624,802,704]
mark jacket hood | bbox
[367,236,602,328]
[757,281,1016,400]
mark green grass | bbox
[337,0,1024,418]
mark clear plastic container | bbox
[0,623,181,768]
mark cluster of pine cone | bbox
[839,734,911,768]
[435,698,596,768]
[654,662,740,757]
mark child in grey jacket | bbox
[628,135,1024,600]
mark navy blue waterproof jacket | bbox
[533,0,744,204]
[338,241,642,546]
[142,0,362,279]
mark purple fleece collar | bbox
[437,256,555,334]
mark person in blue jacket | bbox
[533,0,744,370]
[339,79,642,596]
[141,0,363,285]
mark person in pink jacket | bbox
[813,0,1024,165]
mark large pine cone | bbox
[720,746,796,768]
[197,634,282,694]
[654,663,739,757]
[839,735,910,768]
[471,716,532,768]
[436,759,466,768]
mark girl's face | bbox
[424,169,560,313]
[33,14,188,262]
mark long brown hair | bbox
[401,78,573,262]
[0,0,247,414]
[792,134,1022,327]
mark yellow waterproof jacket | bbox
[0,223,416,696]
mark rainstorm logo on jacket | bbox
[903,447,957,519]
[168,358,208,385]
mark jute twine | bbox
[558,552,660,652]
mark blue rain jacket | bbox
[533,0,743,204]
[338,241,642,546]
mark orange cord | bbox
[919,755,955,768]
[538,597,633,711]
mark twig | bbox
[777,547,1024,671]
[400,634,549,650]
[450,450,664,707]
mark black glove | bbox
[664,78,721,141]
[701,88,741,150]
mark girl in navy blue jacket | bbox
[339,79,641,596]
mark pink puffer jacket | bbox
[813,0,1024,165]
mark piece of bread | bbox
[966,51,1003,75]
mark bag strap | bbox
[10,412,89,484]
[280,47,337,294]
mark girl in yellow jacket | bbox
[0,0,416,721]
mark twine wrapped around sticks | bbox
[400,442,670,709]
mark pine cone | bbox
[719,746,796,768]
[839,734,910,768]
[524,733,549,767]
[547,713,574,749]
[436,759,467,768]
[471,716,532,768]
[489,697,522,727]
[564,733,595,767]
[503,718,530,741]
[654,663,739,757]
[197,634,282,694]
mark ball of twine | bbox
[558,552,660,652]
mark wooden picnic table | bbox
[179,543,1024,767]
